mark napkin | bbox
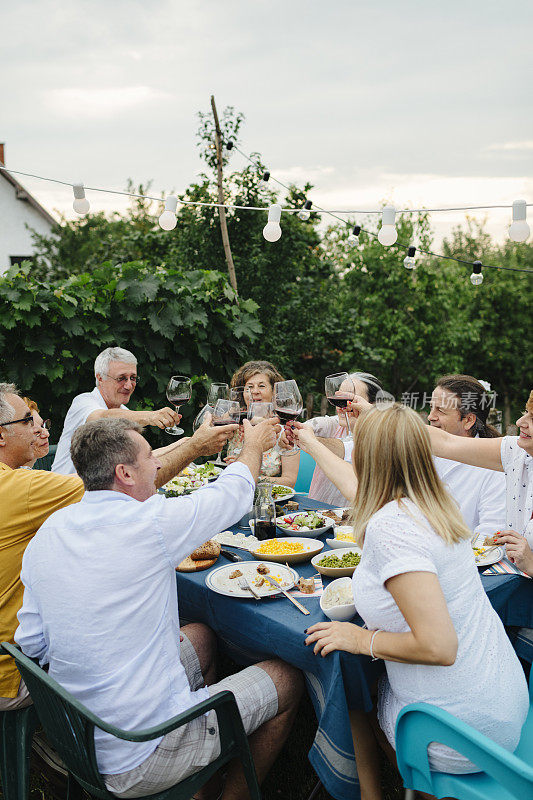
[482,559,531,579]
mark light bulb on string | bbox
[261,170,270,186]
[72,184,90,215]
[377,205,397,246]
[508,200,530,242]
[159,196,178,231]
[470,261,483,286]
[298,200,312,221]
[263,204,282,242]
[226,140,234,151]
[347,225,361,246]
[403,246,416,269]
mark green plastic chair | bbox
[1,643,261,800]
[395,671,533,800]
[0,704,38,800]
[32,444,57,471]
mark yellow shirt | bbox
[0,462,84,697]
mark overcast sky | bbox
[2,0,532,244]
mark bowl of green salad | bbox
[311,546,362,577]
[276,511,332,539]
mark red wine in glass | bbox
[326,395,352,408]
[274,409,301,424]
[255,520,277,541]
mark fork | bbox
[237,575,261,600]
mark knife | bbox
[220,549,243,562]
[266,576,310,615]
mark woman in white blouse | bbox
[304,403,528,800]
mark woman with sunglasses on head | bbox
[19,398,50,469]
[304,403,528,799]
[304,371,383,506]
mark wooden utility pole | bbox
[210,95,238,294]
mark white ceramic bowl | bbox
[249,537,324,564]
[320,577,357,621]
[311,546,363,577]
[326,525,357,549]
[276,511,332,539]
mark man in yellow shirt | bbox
[0,383,84,707]
[0,382,239,708]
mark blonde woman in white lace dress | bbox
[304,404,528,800]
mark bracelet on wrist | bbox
[369,629,381,661]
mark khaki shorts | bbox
[0,679,32,710]
[104,633,278,798]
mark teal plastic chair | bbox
[1,643,261,800]
[395,673,533,799]
[294,450,316,495]
[0,704,38,800]
[33,444,57,471]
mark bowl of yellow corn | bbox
[249,537,324,564]
[326,525,356,549]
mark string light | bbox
[226,140,234,151]
[298,200,312,221]
[377,206,398,246]
[0,162,532,274]
[72,184,90,215]
[158,196,178,231]
[263,204,282,242]
[508,199,530,243]
[470,261,484,286]
[403,246,416,269]
[347,225,361,246]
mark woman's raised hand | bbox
[347,394,373,419]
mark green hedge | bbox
[0,260,261,439]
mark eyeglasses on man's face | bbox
[0,413,34,428]
[103,374,139,385]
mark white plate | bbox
[270,485,296,502]
[473,546,504,567]
[276,511,333,538]
[163,475,208,495]
[180,463,223,481]
[206,561,299,598]
[249,537,324,564]
[213,530,258,548]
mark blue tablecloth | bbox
[176,494,532,800]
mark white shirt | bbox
[52,387,128,475]
[501,436,533,545]
[352,500,528,773]
[344,439,507,540]
[15,463,255,776]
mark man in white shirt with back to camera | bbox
[17,415,302,800]
[52,346,181,474]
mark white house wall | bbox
[0,177,54,274]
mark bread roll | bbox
[190,540,221,561]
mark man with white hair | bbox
[53,346,180,474]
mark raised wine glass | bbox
[212,399,240,427]
[247,401,275,425]
[193,404,214,432]
[273,379,303,454]
[325,372,355,428]
[207,382,230,465]
[230,386,250,424]
[165,376,192,436]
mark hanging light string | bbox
[1,162,532,275]
[231,143,533,274]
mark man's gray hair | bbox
[94,347,137,382]
[0,382,19,425]
[70,418,144,491]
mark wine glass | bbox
[212,399,240,467]
[273,380,303,454]
[247,401,275,425]
[193,404,214,432]
[325,372,355,428]
[207,382,229,406]
[230,386,250,424]
[165,376,192,436]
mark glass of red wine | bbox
[273,379,303,454]
[212,399,240,427]
[247,401,275,425]
[193,404,214,432]
[325,372,355,428]
[165,376,192,436]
